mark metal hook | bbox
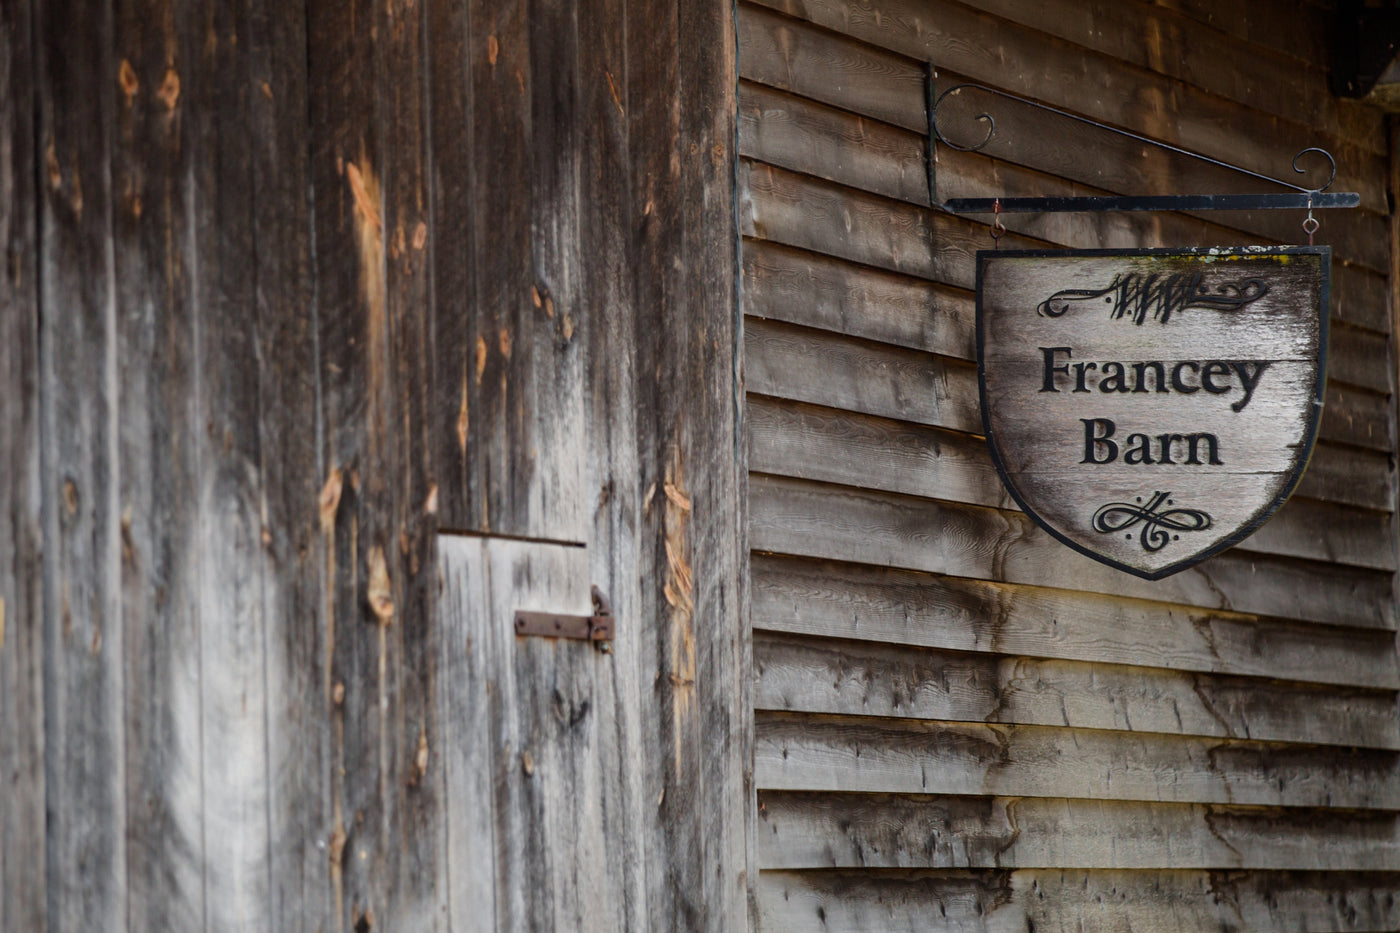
[1302,193,1319,245]
[991,198,1006,247]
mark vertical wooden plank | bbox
[306,0,372,926]
[424,0,478,538]
[432,0,586,541]
[521,0,586,544]
[306,0,423,926]
[35,0,128,925]
[447,0,535,537]
[578,0,650,924]
[438,536,495,933]
[677,1,751,928]
[185,0,275,925]
[244,0,335,926]
[422,1,475,924]
[629,0,749,927]
[624,0,693,924]
[109,0,204,927]
[378,0,447,927]
[0,0,46,929]
[1388,120,1400,615]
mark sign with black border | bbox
[977,246,1329,580]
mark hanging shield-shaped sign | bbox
[978,246,1329,580]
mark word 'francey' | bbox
[1039,347,1272,413]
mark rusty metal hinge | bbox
[513,585,614,646]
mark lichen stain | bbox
[346,157,389,443]
[663,452,696,768]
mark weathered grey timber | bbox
[0,2,45,931]
[3,0,747,929]
[738,0,1400,926]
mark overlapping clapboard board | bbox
[739,0,1400,929]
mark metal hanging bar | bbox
[928,82,1361,214]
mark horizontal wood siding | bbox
[739,0,1400,928]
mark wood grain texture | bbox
[739,79,929,205]
[307,0,419,924]
[110,1,204,926]
[577,0,649,922]
[738,0,1400,927]
[245,0,335,924]
[757,791,1400,870]
[748,396,1015,510]
[739,35,1390,278]
[742,0,1389,218]
[429,0,587,542]
[36,0,128,925]
[755,711,1400,808]
[680,0,752,923]
[758,868,1400,932]
[17,0,751,926]
[0,0,45,928]
[188,3,279,925]
[438,536,625,932]
[956,0,1384,157]
[1149,0,1329,67]
[754,630,1400,749]
[751,475,1397,629]
[743,152,1390,345]
[751,392,1394,568]
[1296,440,1395,512]
[377,1,447,927]
[746,317,981,435]
[742,239,976,359]
[743,161,1393,357]
[752,554,1400,690]
[737,5,1389,275]
[629,0,750,924]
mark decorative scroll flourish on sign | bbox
[1091,491,1213,553]
[1036,272,1269,324]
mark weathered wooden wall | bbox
[0,0,748,929]
[738,0,1400,928]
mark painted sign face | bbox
[977,247,1329,579]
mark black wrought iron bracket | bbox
[927,78,1361,215]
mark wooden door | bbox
[439,537,625,932]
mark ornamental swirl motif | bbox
[1091,491,1213,553]
[1037,272,1268,324]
